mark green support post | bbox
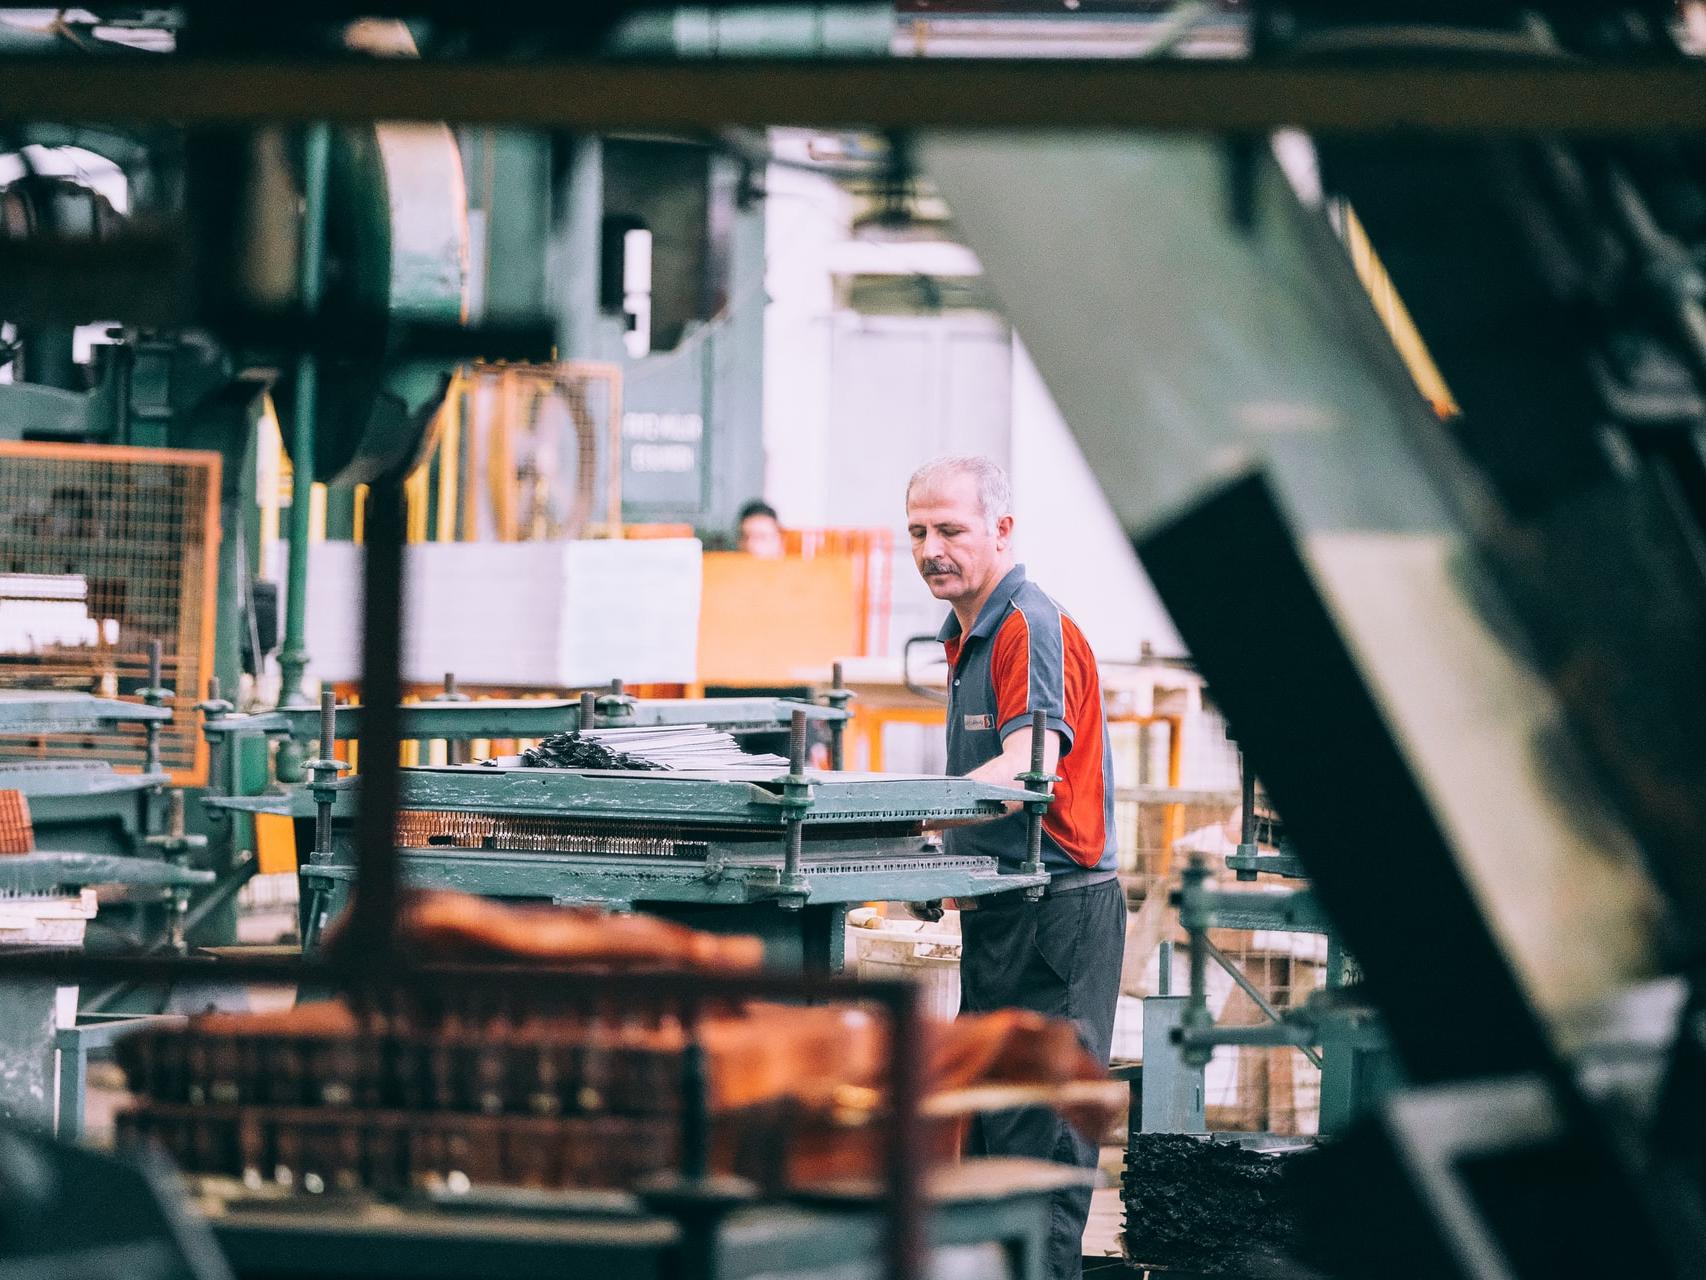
[139,639,170,837]
[824,661,854,771]
[776,708,813,909]
[276,122,333,782]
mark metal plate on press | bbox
[398,766,1032,827]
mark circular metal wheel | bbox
[274,120,471,486]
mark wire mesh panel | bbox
[0,442,220,784]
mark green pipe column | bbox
[276,122,332,781]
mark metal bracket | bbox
[595,677,638,727]
[822,660,855,770]
[1017,709,1057,900]
[776,709,815,908]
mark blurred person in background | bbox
[736,499,785,558]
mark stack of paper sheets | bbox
[581,725,789,771]
[487,725,789,772]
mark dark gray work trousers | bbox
[960,877,1127,1280]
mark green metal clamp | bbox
[1173,855,1216,1068]
[822,661,856,771]
[595,678,638,727]
[197,677,236,821]
[296,690,350,954]
[439,672,472,765]
[775,708,815,908]
[307,690,350,871]
[1223,848,1309,880]
[1172,852,1332,1068]
[138,639,172,788]
[142,790,209,954]
[1232,745,1261,882]
[1016,709,1058,901]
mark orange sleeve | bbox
[990,609,1074,752]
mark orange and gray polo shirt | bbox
[940,564,1118,877]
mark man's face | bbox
[739,514,785,559]
[906,473,1012,607]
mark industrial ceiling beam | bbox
[2,57,1706,130]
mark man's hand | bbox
[967,727,1063,812]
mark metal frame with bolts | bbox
[1163,747,1392,1137]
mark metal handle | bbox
[901,635,950,705]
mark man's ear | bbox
[996,513,1015,547]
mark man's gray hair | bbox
[905,456,1014,533]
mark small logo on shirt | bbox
[963,714,993,731]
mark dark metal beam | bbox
[3,57,1706,131]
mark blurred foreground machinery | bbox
[924,4,1706,1276]
[0,14,490,952]
[201,691,1045,969]
[93,895,1118,1280]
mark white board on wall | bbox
[303,538,702,687]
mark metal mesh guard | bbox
[0,442,220,785]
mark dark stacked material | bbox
[1122,1133,1309,1276]
[514,732,665,771]
[497,726,787,771]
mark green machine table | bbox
[0,852,211,1133]
[201,1158,1081,1280]
[0,692,174,861]
[212,765,1043,971]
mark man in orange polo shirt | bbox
[905,455,1126,1280]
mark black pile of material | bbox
[515,732,665,772]
[1122,1133,1308,1277]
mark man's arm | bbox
[967,727,1063,811]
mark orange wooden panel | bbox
[0,791,33,854]
[698,552,861,686]
[254,812,297,876]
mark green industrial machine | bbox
[206,699,1039,968]
[0,691,171,864]
[295,765,1036,969]
[1129,748,1396,1151]
[200,1162,1078,1280]
[194,686,1050,971]
[1,88,483,945]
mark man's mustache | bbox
[921,559,957,576]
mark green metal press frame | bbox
[212,761,1042,971]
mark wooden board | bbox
[698,552,860,685]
